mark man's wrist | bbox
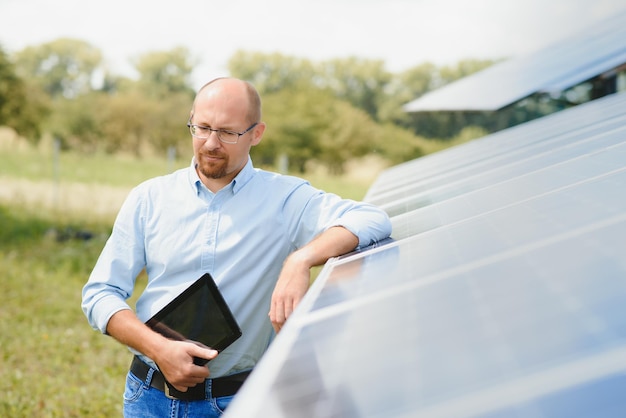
[287,247,315,269]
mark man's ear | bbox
[251,122,266,146]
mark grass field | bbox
[0,146,382,416]
[1,204,130,417]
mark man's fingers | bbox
[189,344,218,364]
[269,299,285,325]
[159,341,214,388]
[269,296,301,333]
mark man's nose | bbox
[202,130,222,149]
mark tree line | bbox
[0,38,496,173]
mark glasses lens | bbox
[190,125,207,139]
[218,131,238,143]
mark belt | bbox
[130,356,250,401]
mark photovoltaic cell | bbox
[224,92,626,418]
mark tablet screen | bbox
[145,273,242,357]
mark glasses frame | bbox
[187,118,258,144]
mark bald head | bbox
[192,77,262,124]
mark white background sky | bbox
[1,0,625,89]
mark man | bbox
[82,77,391,417]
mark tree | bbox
[133,47,197,99]
[378,62,438,125]
[258,88,326,172]
[374,123,424,165]
[316,99,381,174]
[14,38,103,98]
[230,51,425,171]
[228,50,316,95]
[0,45,49,139]
[0,46,27,127]
[146,92,193,158]
[317,57,391,121]
[97,91,160,156]
[259,87,410,174]
[46,93,104,152]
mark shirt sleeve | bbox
[282,182,392,250]
[81,185,148,334]
[329,200,393,248]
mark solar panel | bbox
[224,91,626,417]
[370,92,626,201]
[403,10,626,112]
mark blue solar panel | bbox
[403,10,626,112]
[224,92,626,418]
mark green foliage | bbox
[14,38,103,99]
[11,43,196,155]
[233,51,427,172]
[316,99,379,174]
[3,39,495,171]
[44,89,191,157]
[133,47,197,99]
[377,62,438,125]
[258,88,323,171]
[375,123,425,164]
[230,51,393,122]
[229,50,316,94]
[96,90,191,157]
[0,47,26,125]
[46,93,105,152]
[317,57,392,121]
[0,46,49,139]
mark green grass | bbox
[0,205,131,417]
[0,148,376,416]
[0,148,186,188]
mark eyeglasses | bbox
[187,119,258,144]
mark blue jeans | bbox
[123,369,234,418]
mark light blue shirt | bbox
[82,158,391,377]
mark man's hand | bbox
[269,251,312,333]
[153,340,218,392]
[105,309,218,392]
[269,226,359,333]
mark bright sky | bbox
[1,0,625,89]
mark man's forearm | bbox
[106,309,170,360]
[269,226,358,332]
[291,225,359,268]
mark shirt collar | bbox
[188,157,255,196]
[232,158,255,194]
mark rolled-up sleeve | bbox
[330,201,392,248]
[81,186,147,334]
[283,183,392,250]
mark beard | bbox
[197,152,229,179]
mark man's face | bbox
[191,81,263,190]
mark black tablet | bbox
[145,273,242,365]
